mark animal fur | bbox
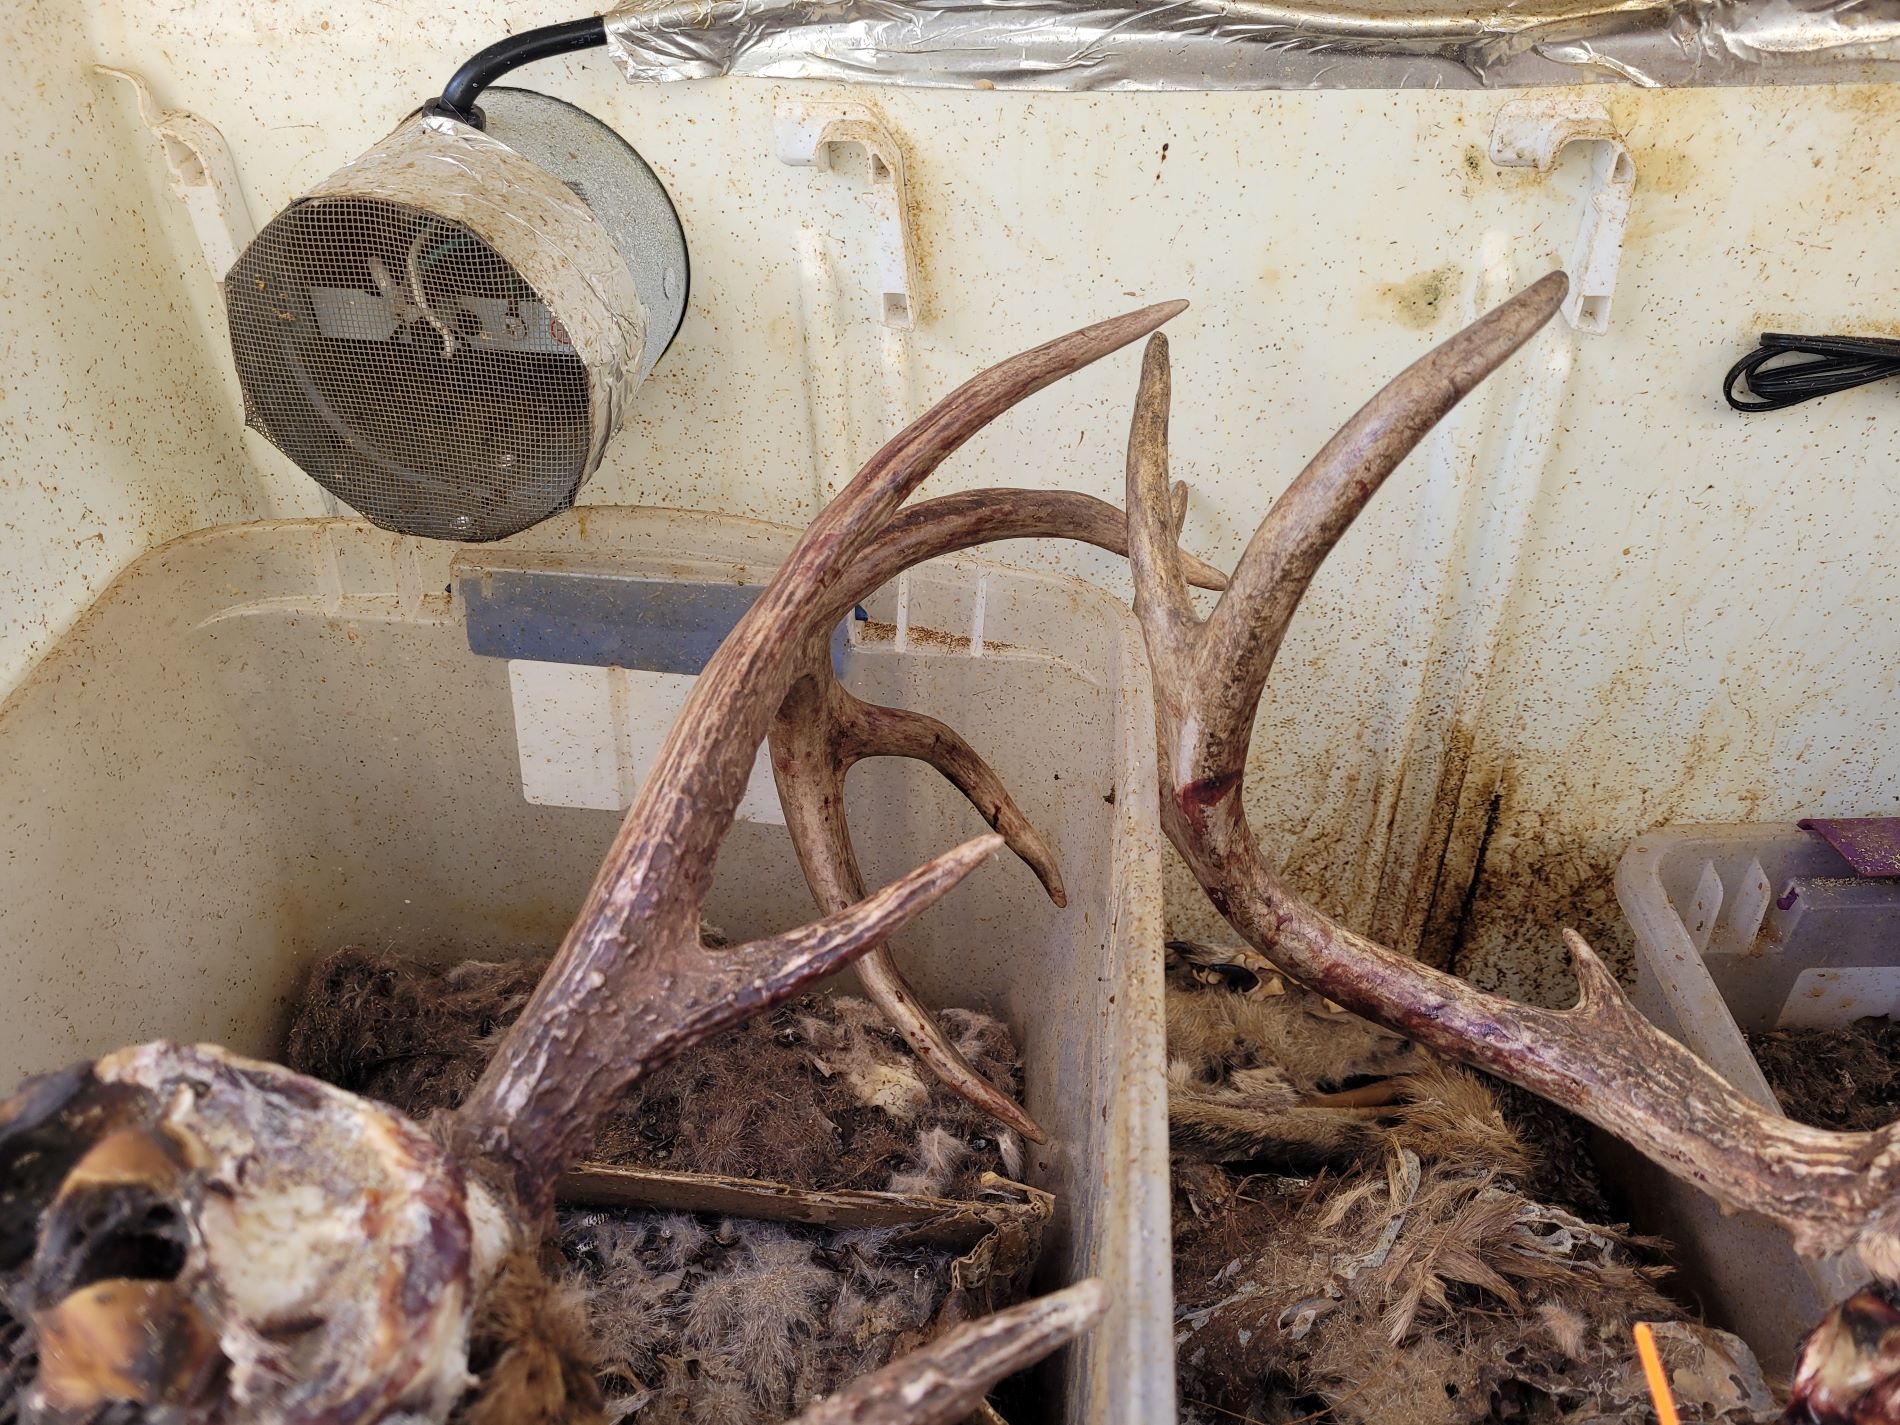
[561,1213,954,1423]
[1165,938,1415,1166]
[461,1247,608,1425]
[1166,1059,1376,1169]
[287,946,1025,1197]
[1165,938,1416,1090]
[1165,939,1776,1425]
[286,946,1033,1425]
[1174,1150,1773,1425]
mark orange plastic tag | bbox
[1633,1321,1681,1425]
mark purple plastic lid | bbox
[1798,817,1900,878]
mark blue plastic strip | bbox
[460,568,849,674]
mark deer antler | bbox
[1121,273,1900,1399]
[0,304,1186,1422]
[771,490,1227,1141]
[792,1278,1109,1425]
[449,300,1189,1208]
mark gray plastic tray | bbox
[1611,822,1896,1374]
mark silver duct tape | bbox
[306,115,647,479]
[603,0,1900,90]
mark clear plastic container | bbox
[0,510,1173,1424]
[1611,822,1895,1374]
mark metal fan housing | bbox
[225,89,686,542]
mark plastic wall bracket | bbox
[1488,98,1634,334]
[774,100,920,329]
[97,65,255,282]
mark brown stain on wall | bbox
[1823,84,1900,120]
[1454,811,1634,1009]
[1379,266,1458,331]
[1376,722,1493,970]
[1629,141,1694,197]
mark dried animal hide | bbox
[1165,938,1416,1168]
[1166,941,1620,1216]
[1165,1059,1381,1170]
[1166,941,1777,1425]
[1165,939,1418,1093]
[286,947,1040,1425]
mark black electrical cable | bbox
[1724,331,1900,413]
[434,15,609,127]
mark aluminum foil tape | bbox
[603,0,1900,90]
[300,113,648,474]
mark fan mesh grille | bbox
[227,196,592,542]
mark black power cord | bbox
[434,15,609,127]
[1725,331,1900,412]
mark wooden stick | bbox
[557,1162,1049,1252]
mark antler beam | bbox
[1121,273,1900,1400]
[771,489,1227,1140]
[451,301,1189,1209]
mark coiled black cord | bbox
[1725,331,1900,412]
[434,15,609,128]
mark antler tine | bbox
[799,302,1190,588]
[773,487,1227,1142]
[791,1279,1110,1425]
[1125,278,1900,1391]
[1126,334,1201,675]
[830,486,1226,910]
[1183,271,1566,783]
[836,694,1067,904]
[828,488,1229,618]
[772,668,1051,1142]
[613,832,1007,1077]
[454,305,1187,1211]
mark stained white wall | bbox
[12,0,1900,997]
[0,0,265,694]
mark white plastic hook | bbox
[96,66,254,282]
[1488,99,1634,334]
[775,100,919,329]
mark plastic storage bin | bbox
[1611,822,1891,1374]
[0,510,1173,1425]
